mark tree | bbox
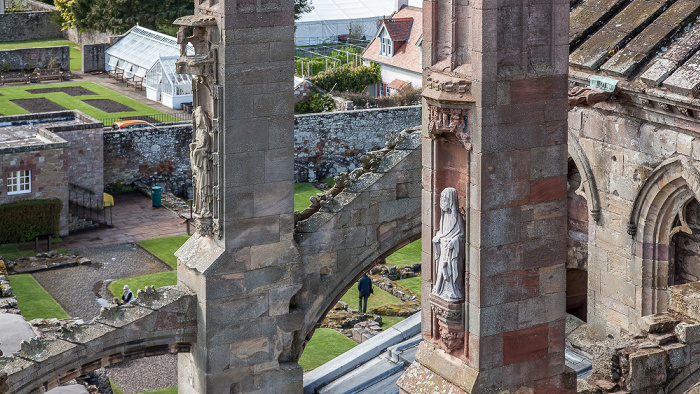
[295,0,312,20]
[54,0,193,34]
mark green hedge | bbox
[310,63,381,93]
[0,199,62,243]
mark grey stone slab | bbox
[318,356,405,394]
[303,312,420,394]
[0,313,35,355]
[663,51,700,96]
[46,385,89,393]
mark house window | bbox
[379,29,393,57]
[7,170,30,195]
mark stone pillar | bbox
[173,0,301,392]
[397,0,572,391]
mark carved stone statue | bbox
[190,107,213,218]
[432,187,465,301]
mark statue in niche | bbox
[432,187,465,301]
[190,107,213,219]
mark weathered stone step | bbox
[601,0,700,76]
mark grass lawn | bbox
[294,182,322,212]
[340,283,402,310]
[395,276,422,298]
[110,381,125,394]
[139,387,178,394]
[298,328,357,371]
[108,271,177,298]
[9,274,70,320]
[0,38,82,71]
[381,315,405,329]
[386,239,421,267]
[0,244,67,260]
[136,235,190,269]
[0,82,178,122]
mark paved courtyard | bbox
[60,191,188,250]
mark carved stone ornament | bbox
[567,86,611,110]
[174,15,217,78]
[659,102,672,112]
[427,105,471,149]
[438,322,465,353]
[640,98,652,107]
[190,107,214,236]
[432,187,466,302]
[678,107,692,117]
[430,303,461,320]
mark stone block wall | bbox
[569,93,700,339]
[51,120,104,196]
[0,12,62,43]
[82,43,110,73]
[0,147,69,236]
[103,125,192,197]
[294,105,421,182]
[0,46,69,71]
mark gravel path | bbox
[107,354,178,394]
[31,243,171,321]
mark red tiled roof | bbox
[388,79,410,91]
[361,7,423,74]
[384,18,413,42]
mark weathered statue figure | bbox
[190,107,213,218]
[432,187,465,301]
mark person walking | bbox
[358,273,373,314]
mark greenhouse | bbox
[145,56,194,110]
[105,26,193,109]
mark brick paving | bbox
[60,191,188,251]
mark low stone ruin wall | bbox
[0,11,62,43]
[0,46,69,71]
[294,105,421,182]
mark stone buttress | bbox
[397,0,573,391]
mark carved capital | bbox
[438,320,465,353]
[427,104,471,149]
[195,217,215,236]
[429,293,463,322]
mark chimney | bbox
[395,0,408,12]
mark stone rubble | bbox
[6,251,92,274]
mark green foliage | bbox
[340,283,402,310]
[136,235,190,269]
[110,381,125,394]
[298,328,357,371]
[54,0,193,35]
[294,0,313,20]
[294,47,363,76]
[386,239,421,267]
[9,274,70,320]
[0,199,62,243]
[310,63,380,93]
[139,387,178,394]
[0,82,177,121]
[381,316,405,329]
[105,182,138,193]
[339,87,422,108]
[294,182,322,212]
[294,92,333,114]
[108,271,177,298]
[395,276,422,298]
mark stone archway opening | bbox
[567,158,589,321]
[670,198,700,286]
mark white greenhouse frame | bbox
[145,56,194,110]
[105,26,194,109]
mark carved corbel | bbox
[568,86,612,110]
[174,15,217,78]
[427,103,471,150]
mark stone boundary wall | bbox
[294,105,421,182]
[0,46,69,71]
[82,43,110,73]
[0,12,62,43]
[103,125,193,197]
[102,106,422,197]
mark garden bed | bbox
[28,86,96,96]
[12,98,67,113]
[83,98,135,113]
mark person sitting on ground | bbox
[358,273,373,314]
[113,285,134,306]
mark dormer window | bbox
[380,28,393,57]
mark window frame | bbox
[379,27,393,57]
[7,169,31,195]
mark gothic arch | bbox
[628,156,700,315]
[568,131,601,223]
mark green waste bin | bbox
[152,186,162,207]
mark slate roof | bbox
[570,0,700,97]
[361,7,423,74]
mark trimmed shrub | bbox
[0,199,62,243]
[295,92,334,114]
[310,63,381,93]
